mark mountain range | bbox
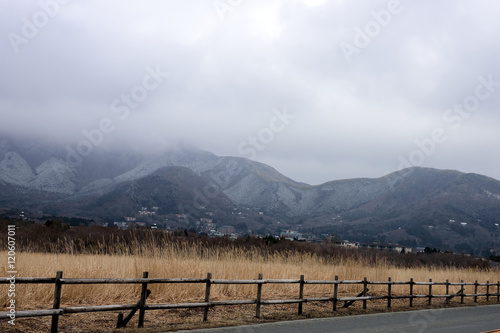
[1,135,499,255]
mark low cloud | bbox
[1,0,499,184]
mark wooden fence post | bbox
[138,272,148,328]
[474,280,478,303]
[203,272,212,322]
[363,277,368,310]
[460,280,464,304]
[387,277,392,308]
[298,275,305,315]
[51,271,63,333]
[117,290,151,328]
[333,275,338,312]
[409,278,414,307]
[497,281,499,302]
[445,279,450,304]
[428,279,432,305]
[255,273,263,318]
[486,281,490,302]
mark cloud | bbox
[1,0,499,184]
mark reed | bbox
[1,235,498,311]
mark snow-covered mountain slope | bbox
[0,152,36,186]
[33,158,77,193]
[0,141,399,216]
[3,137,500,224]
[0,152,76,194]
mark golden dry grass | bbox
[1,238,499,332]
[1,242,499,310]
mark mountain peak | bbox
[1,136,500,254]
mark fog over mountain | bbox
[1,135,500,254]
[1,1,500,185]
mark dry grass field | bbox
[1,235,499,332]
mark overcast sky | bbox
[1,0,499,185]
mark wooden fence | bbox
[1,272,499,333]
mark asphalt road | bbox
[175,305,500,333]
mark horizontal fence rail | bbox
[1,272,499,333]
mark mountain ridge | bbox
[1,136,499,254]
